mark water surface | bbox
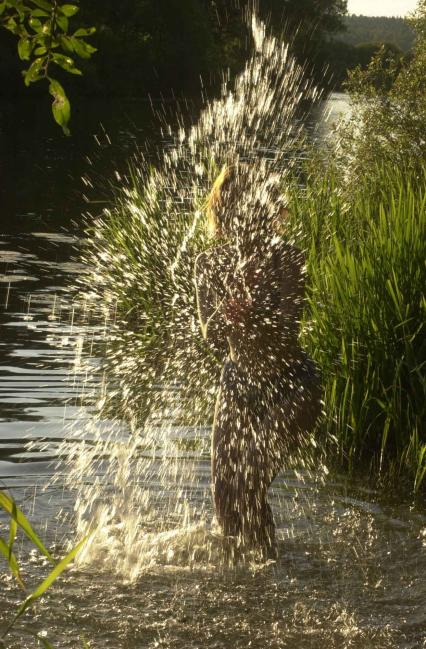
[1,94,425,649]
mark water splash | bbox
[58,12,325,578]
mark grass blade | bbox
[8,498,18,561]
[2,533,91,639]
[0,536,25,589]
[415,445,426,493]
[0,491,53,562]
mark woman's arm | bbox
[194,252,229,355]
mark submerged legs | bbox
[211,379,277,557]
[212,420,277,555]
[211,361,321,558]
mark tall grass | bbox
[79,163,218,428]
[290,164,426,492]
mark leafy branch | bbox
[0,0,97,134]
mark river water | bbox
[0,94,425,649]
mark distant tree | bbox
[334,0,426,188]
[74,0,220,95]
[259,0,347,35]
[354,41,403,69]
[212,0,348,83]
[338,14,416,53]
[319,33,406,90]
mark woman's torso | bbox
[204,239,306,375]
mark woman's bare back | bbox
[195,239,306,373]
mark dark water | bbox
[0,94,425,649]
[0,96,159,468]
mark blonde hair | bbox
[205,163,233,237]
[205,162,290,238]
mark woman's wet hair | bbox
[205,162,289,239]
[206,163,240,237]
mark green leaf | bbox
[30,8,49,17]
[59,4,79,17]
[52,52,81,74]
[73,26,96,37]
[23,58,44,85]
[34,45,47,55]
[48,77,65,95]
[17,37,32,60]
[29,17,43,32]
[49,78,71,135]
[0,536,24,589]
[41,21,53,35]
[33,31,48,45]
[0,491,53,561]
[29,0,53,10]
[71,37,97,59]
[56,14,68,33]
[3,534,91,639]
[4,17,20,35]
[59,34,74,52]
[0,2,7,17]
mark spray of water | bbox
[57,12,326,578]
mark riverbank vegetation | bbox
[291,165,425,493]
[291,0,426,493]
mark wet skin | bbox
[195,238,321,557]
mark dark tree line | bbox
[319,40,407,90]
[4,1,411,98]
[339,14,416,52]
[0,0,352,98]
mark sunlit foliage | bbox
[0,0,96,133]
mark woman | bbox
[194,163,321,558]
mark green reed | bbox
[0,489,92,648]
[290,163,426,492]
